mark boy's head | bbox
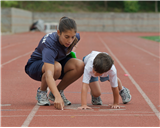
[93,53,114,74]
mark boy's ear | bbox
[57,30,60,36]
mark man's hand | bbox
[54,97,64,110]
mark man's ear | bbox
[57,30,60,36]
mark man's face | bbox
[58,29,76,47]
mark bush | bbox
[124,1,140,12]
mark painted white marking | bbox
[1,51,32,67]
[21,114,157,117]
[119,38,160,59]
[2,43,21,49]
[98,34,160,120]
[0,104,11,106]
[99,109,126,111]
[21,105,39,127]
[65,104,125,110]
[1,114,155,117]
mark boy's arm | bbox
[78,82,92,110]
[81,83,89,105]
[110,87,120,109]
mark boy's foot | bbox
[48,90,71,106]
[92,95,103,105]
[119,87,131,104]
[36,87,50,106]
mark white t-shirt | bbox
[83,51,118,88]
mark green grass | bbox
[141,36,160,42]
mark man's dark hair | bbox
[59,16,77,34]
[93,53,114,74]
[58,16,78,54]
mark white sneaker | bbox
[119,87,131,104]
[91,95,103,105]
[36,87,50,106]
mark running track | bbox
[1,31,160,127]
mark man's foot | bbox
[48,90,71,106]
[36,87,50,106]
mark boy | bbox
[78,51,131,110]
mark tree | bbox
[155,0,158,12]
[1,1,19,7]
[124,1,140,12]
[104,1,107,10]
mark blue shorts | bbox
[83,56,109,83]
[89,76,109,83]
[25,56,72,81]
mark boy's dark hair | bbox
[93,53,114,74]
[59,16,77,34]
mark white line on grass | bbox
[98,34,160,120]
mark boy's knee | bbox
[92,92,101,97]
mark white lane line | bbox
[2,114,155,117]
[2,43,21,49]
[1,51,32,67]
[120,38,160,59]
[20,114,158,117]
[21,105,39,127]
[98,34,160,120]
[0,104,11,106]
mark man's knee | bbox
[54,61,62,79]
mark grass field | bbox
[141,36,160,42]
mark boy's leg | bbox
[117,77,123,91]
[89,81,101,97]
[117,77,131,104]
[89,80,102,105]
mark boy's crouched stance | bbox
[78,51,131,110]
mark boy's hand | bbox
[54,97,64,110]
[109,104,120,109]
[78,105,92,110]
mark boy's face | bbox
[92,69,103,76]
[57,29,76,47]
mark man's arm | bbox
[44,62,64,110]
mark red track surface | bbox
[1,31,160,127]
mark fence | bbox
[1,8,160,33]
